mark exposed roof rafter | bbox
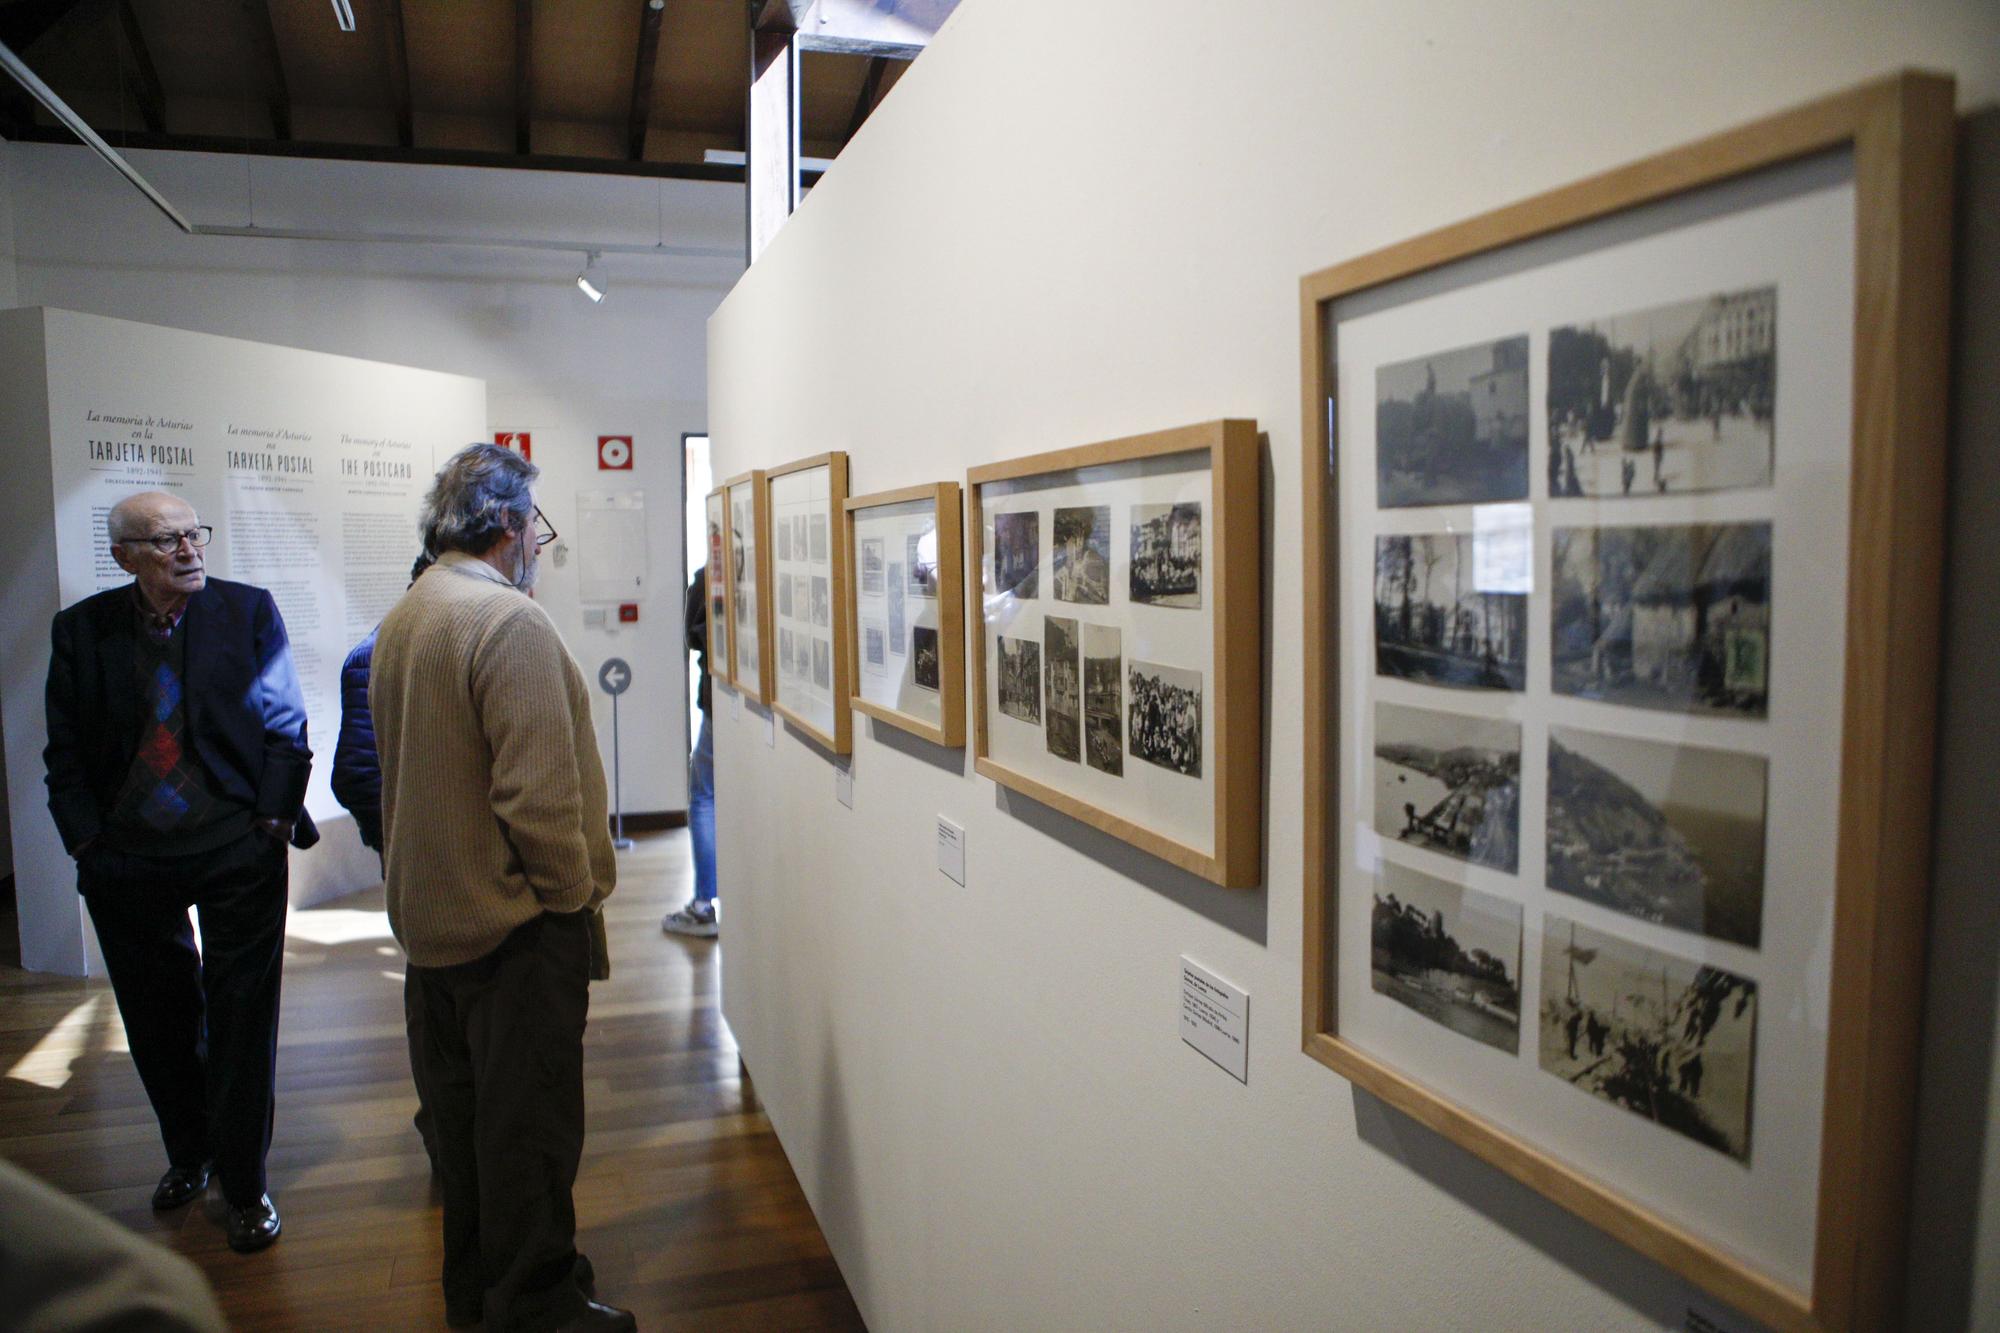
[514,0,532,155]
[380,0,412,148]
[114,0,164,133]
[628,0,667,161]
[240,0,291,140]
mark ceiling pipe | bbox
[0,37,737,261]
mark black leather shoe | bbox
[551,1299,636,1332]
[150,1162,211,1211]
[224,1194,282,1253]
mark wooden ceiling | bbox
[0,0,909,180]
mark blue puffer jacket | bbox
[331,626,383,851]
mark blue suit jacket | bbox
[44,577,318,854]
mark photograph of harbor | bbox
[1371,862,1522,1054]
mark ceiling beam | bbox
[844,54,886,143]
[114,0,164,133]
[380,0,412,148]
[514,0,532,155]
[0,0,99,53]
[240,0,290,140]
[627,0,666,162]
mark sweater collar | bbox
[435,549,519,589]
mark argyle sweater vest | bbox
[107,623,251,855]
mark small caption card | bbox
[1180,957,1248,1083]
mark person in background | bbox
[373,444,630,1333]
[332,549,437,1170]
[42,490,314,1255]
[662,566,719,937]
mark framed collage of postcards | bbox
[766,451,853,753]
[1299,75,1953,1330]
[704,485,734,688]
[967,420,1261,888]
[844,482,966,747]
[725,470,773,705]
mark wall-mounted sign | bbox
[597,434,633,470]
[494,431,532,460]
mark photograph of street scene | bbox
[1130,502,1201,608]
[1540,915,1757,1162]
[1375,532,1527,691]
[1372,862,1522,1054]
[997,634,1042,724]
[1548,286,1775,498]
[994,511,1040,599]
[1547,727,1768,948]
[1552,522,1771,717]
[1083,623,1122,776]
[1373,701,1519,874]
[1045,615,1082,761]
[1376,336,1530,508]
[1053,506,1111,604]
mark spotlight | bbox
[576,252,606,304]
[330,0,356,32]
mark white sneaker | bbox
[661,900,718,938]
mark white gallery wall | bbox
[1,144,743,836]
[706,3,2000,1330]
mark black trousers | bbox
[80,830,288,1209]
[411,910,591,1332]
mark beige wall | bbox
[708,3,2000,1328]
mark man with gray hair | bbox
[43,489,313,1254]
[372,444,629,1332]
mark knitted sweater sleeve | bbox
[470,605,598,913]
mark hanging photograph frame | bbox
[766,451,853,754]
[1299,73,1954,1331]
[724,469,774,705]
[843,482,966,748]
[967,419,1261,888]
[704,485,735,691]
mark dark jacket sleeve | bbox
[42,608,100,855]
[249,589,314,824]
[685,568,710,714]
[330,633,382,850]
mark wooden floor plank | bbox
[0,831,865,1330]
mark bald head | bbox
[109,491,208,614]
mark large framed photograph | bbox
[724,470,773,705]
[844,482,965,747]
[766,452,853,753]
[704,486,734,690]
[968,419,1261,888]
[1301,75,1953,1329]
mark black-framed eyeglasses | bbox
[532,507,558,548]
[127,526,213,554]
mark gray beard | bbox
[512,543,540,592]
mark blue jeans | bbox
[689,713,716,904]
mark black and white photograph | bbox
[1373,702,1519,874]
[1540,915,1757,1162]
[1128,660,1201,778]
[1374,533,1527,691]
[1547,727,1768,948]
[1552,522,1771,717]
[993,510,1039,599]
[794,574,810,622]
[777,514,792,561]
[778,572,794,619]
[861,538,886,595]
[1083,623,1122,776]
[907,532,938,598]
[810,574,831,629]
[997,634,1041,724]
[1372,862,1522,1055]
[793,514,808,560]
[810,513,829,564]
[1129,502,1201,608]
[912,625,940,692]
[888,564,907,652]
[1044,615,1082,762]
[864,623,886,670]
[1376,336,1530,508]
[779,627,796,674]
[1052,505,1111,605]
[1548,286,1776,498]
[812,637,831,690]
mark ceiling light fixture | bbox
[331,0,356,32]
[576,252,607,304]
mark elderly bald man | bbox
[43,490,316,1253]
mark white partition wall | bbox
[706,3,2000,1330]
[0,307,485,975]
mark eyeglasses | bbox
[532,507,558,549]
[126,526,213,554]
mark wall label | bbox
[936,817,965,885]
[1180,957,1248,1084]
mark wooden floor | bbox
[0,832,865,1331]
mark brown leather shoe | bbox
[150,1161,210,1210]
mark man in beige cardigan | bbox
[372,443,631,1333]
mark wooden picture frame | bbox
[765,451,853,754]
[967,419,1262,888]
[704,485,734,690]
[1299,72,1954,1331]
[724,469,774,705]
[843,482,967,747]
